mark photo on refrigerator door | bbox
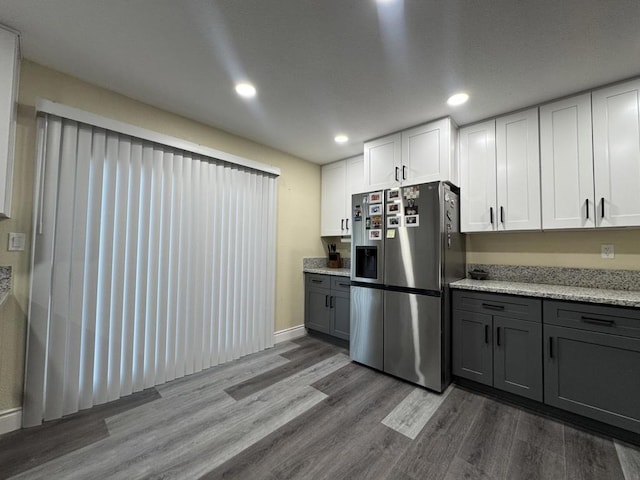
[368,229,382,240]
[369,204,382,216]
[386,202,401,215]
[368,191,383,204]
[405,215,419,227]
[387,216,401,228]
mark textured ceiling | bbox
[1,0,639,164]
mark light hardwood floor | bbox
[1,335,638,479]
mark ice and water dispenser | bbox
[355,246,378,279]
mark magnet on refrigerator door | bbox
[368,229,382,240]
[405,215,419,227]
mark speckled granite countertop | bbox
[451,279,640,308]
[304,267,351,277]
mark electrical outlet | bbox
[8,232,26,252]
[601,244,615,259]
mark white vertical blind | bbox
[24,113,277,427]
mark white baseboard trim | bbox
[273,325,306,343]
[0,407,22,435]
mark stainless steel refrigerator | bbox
[350,181,465,392]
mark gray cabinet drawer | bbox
[306,273,331,289]
[544,300,640,339]
[331,276,351,293]
[453,290,542,323]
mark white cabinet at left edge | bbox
[0,25,20,218]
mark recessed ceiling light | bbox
[447,92,469,106]
[334,134,349,144]
[235,82,257,98]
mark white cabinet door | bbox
[321,161,347,236]
[496,108,541,231]
[363,133,401,190]
[0,27,19,218]
[401,117,455,186]
[540,94,595,229]
[593,79,640,227]
[344,155,364,235]
[459,120,497,232]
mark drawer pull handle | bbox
[496,326,501,346]
[339,283,350,287]
[481,303,505,311]
[311,279,323,284]
[484,325,489,344]
[549,337,554,359]
[581,316,615,327]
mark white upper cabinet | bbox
[363,118,457,191]
[459,120,497,232]
[460,109,541,233]
[0,27,19,218]
[540,93,595,229]
[495,108,541,231]
[321,154,364,236]
[402,117,457,186]
[592,79,640,227]
[363,133,401,190]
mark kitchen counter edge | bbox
[304,267,351,277]
[450,279,640,308]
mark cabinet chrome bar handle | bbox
[500,206,504,224]
[311,279,322,283]
[549,337,554,359]
[585,199,589,220]
[581,316,615,327]
[402,165,407,180]
[325,295,329,307]
[481,303,505,311]
[345,218,349,230]
[484,325,489,344]
[330,296,334,308]
[490,207,494,225]
[600,197,605,218]
[496,327,501,346]
[395,166,399,182]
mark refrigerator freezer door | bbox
[351,192,384,284]
[383,290,444,391]
[350,286,384,370]
[384,183,442,290]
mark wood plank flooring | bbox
[0,335,638,480]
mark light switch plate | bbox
[8,232,26,251]
[601,244,615,259]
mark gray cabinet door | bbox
[493,316,542,401]
[305,287,331,334]
[452,309,493,386]
[544,324,640,434]
[331,290,350,340]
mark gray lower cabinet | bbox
[305,273,350,340]
[544,300,640,434]
[452,290,543,401]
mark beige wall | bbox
[0,60,324,410]
[467,229,640,270]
